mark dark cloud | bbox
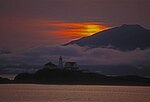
[0,48,11,55]
[0,0,150,27]
[1,45,150,66]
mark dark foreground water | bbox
[0,84,150,102]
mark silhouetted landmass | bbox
[0,77,11,84]
[14,68,107,84]
[64,24,150,51]
[1,65,150,85]
[1,61,150,85]
[79,65,150,77]
[1,64,150,77]
[13,67,150,86]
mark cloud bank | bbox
[1,45,150,66]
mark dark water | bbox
[0,84,150,102]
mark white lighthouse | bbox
[58,56,63,68]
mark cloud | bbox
[48,21,108,38]
[0,17,108,52]
[2,45,150,66]
[69,47,150,65]
[0,48,11,55]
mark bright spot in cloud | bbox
[48,21,109,38]
[81,24,107,36]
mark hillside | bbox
[64,24,150,51]
[13,62,150,85]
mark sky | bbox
[0,0,150,53]
[0,0,150,79]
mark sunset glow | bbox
[48,22,109,38]
[81,24,108,36]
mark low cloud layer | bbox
[0,48,11,55]
[1,45,150,66]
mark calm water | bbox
[0,84,150,102]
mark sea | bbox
[0,84,150,102]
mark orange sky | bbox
[0,0,150,53]
[0,17,109,52]
[48,22,109,39]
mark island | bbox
[1,56,150,86]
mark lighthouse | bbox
[58,56,63,68]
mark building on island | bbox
[64,62,79,70]
[44,56,78,70]
[58,56,63,68]
[58,56,78,70]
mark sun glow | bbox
[80,24,107,36]
[48,21,109,38]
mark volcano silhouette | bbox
[64,24,150,51]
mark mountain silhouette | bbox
[64,24,150,50]
[0,61,149,85]
[14,66,150,85]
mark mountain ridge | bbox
[64,24,150,51]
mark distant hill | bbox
[64,24,150,51]
[79,65,150,77]
[0,77,11,84]
[0,61,149,85]
[13,68,150,85]
[13,62,150,85]
[14,68,107,84]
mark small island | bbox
[0,56,149,86]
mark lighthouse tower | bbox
[58,56,63,68]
